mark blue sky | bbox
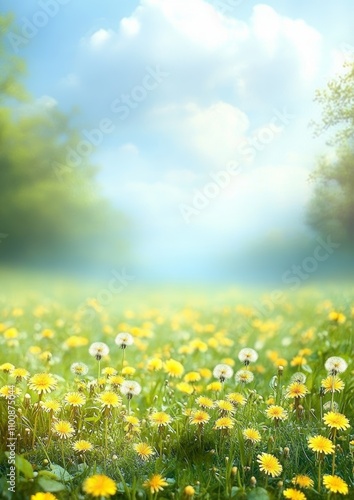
[3,0,354,281]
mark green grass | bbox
[0,275,353,499]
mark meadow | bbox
[0,278,353,499]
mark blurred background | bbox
[1,0,354,289]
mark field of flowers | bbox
[0,283,353,499]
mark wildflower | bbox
[133,442,154,460]
[0,363,15,373]
[323,401,339,412]
[102,367,117,377]
[207,381,222,392]
[283,488,306,500]
[65,392,86,407]
[165,359,184,377]
[286,382,309,399]
[238,348,258,365]
[266,405,288,421]
[216,400,235,414]
[292,475,314,488]
[73,440,93,452]
[243,428,261,444]
[321,375,345,393]
[97,391,121,409]
[40,399,61,413]
[308,435,335,455]
[323,475,349,495]
[53,420,75,439]
[235,369,254,384]
[196,396,214,409]
[108,375,125,388]
[83,474,117,498]
[184,371,201,383]
[29,373,57,394]
[143,474,168,494]
[226,392,246,406]
[0,385,21,399]
[120,380,141,399]
[30,494,58,500]
[70,362,88,376]
[124,415,140,433]
[150,411,172,428]
[324,356,348,375]
[213,364,233,382]
[290,373,307,384]
[147,358,163,371]
[89,342,109,360]
[190,410,210,426]
[10,368,30,382]
[199,368,212,379]
[115,332,134,348]
[65,336,88,348]
[176,382,194,395]
[291,355,307,367]
[184,485,195,497]
[323,412,350,431]
[214,417,234,429]
[122,366,136,376]
[257,453,283,477]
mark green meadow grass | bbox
[0,274,353,499]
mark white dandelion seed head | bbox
[70,362,89,376]
[235,369,254,384]
[290,372,307,384]
[238,348,258,364]
[89,342,109,360]
[324,356,348,375]
[213,364,234,382]
[323,401,339,412]
[115,332,134,348]
[120,380,142,397]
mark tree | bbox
[0,15,128,271]
[307,61,354,250]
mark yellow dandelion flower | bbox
[147,358,163,371]
[97,391,121,409]
[150,411,172,427]
[290,356,306,367]
[0,385,21,399]
[65,335,89,348]
[184,371,201,383]
[133,442,154,460]
[83,474,117,498]
[196,396,214,408]
[207,381,222,392]
[176,382,194,395]
[108,375,125,387]
[283,488,306,500]
[10,368,30,381]
[189,410,210,426]
[266,405,288,421]
[216,400,235,414]
[4,328,18,339]
[122,366,136,376]
[184,485,195,497]
[286,382,309,399]
[165,359,184,378]
[323,412,350,431]
[143,474,168,494]
[308,435,335,455]
[323,475,348,495]
[257,453,282,477]
[0,363,15,373]
[73,440,93,452]
[226,392,247,406]
[41,328,54,339]
[243,428,261,444]
[53,420,75,439]
[214,417,234,429]
[65,392,86,407]
[199,368,212,379]
[40,400,61,413]
[292,475,314,489]
[102,367,117,376]
[31,493,58,500]
[321,376,345,394]
[275,358,288,367]
[29,373,57,394]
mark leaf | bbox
[50,464,73,482]
[37,477,67,492]
[5,453,34,479]
[247,487,270,499]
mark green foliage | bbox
[0,15,128,269]
[308,62,354,250]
